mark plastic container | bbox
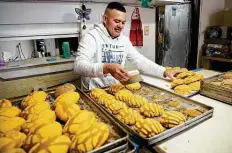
[62,42,71,59]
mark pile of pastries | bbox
[0,83,110,153]
[166,67,204,95]
[90,82,189,138]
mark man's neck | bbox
[103,23,119,39]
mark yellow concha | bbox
[115,89,133,102]
[134,118,165,138]
[125,82,141,90]
[27,109,56,122]
[159,111,186,128]
[174,85,192,95]
[21,91,47,109]
[0,99,12,108]
[23,121,63,151]
[0,106,21,118]
[188,81,201,91]
[127,95,148,108]
[55,102,81,122]
[116,108,139,125]
[0,131,27,148]
[0,148,26,153]
[22,118,55,134]
[107,100,128,115]
[0,117,25,134]
[21,101,50,119]
[28,135,71,153]
[53,91,80,107]
[109,83,124,95]
[90,88,107,100]
[0,137,17,150]
[140,102,164,117]
[70,122,109,153]
[63,110,96,137]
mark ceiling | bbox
[0,0,190,6]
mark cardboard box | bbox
[210,8,232,26]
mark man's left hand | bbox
[164,68,186,81]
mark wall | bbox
[0,2,156,65]
[197,0,225,67]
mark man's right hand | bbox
[103,63,130,82]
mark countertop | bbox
[140,73,232,153]
[0,56,75,71]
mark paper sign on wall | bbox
[144,26,149,36]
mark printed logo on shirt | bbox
[101,44,124,64]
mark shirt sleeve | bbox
[74,33,104,77]
[126,39,165,78]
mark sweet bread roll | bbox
[107,100,128,115]
[55,103,81,122]
[63,110,96,138]
[184,73,204,84]
[90,88,107,100]
[55,83,76,98]
[184,109,202,117]
[159,111,186,128]
[27,109,56,122]
[109,83,124,95]
[53,91,80,107]
[0,106,21,118]
[21,91,47,109]
[188,81,201,91]
[0,117,25,134]
[176,71,194,79]
[116,108,141,125]
[174,85,191,95]
[70,122,109,153]
[0,131,26,148]
[171,79,185,88]
[21,102,50,119]
[140,102,163,117]
[1,148,26,153]
[125,82,141,90]
[0,99,12,108]
[28,135,71,153]
[134,118,165,138]
[115,89,133,102]
[126,95,148,108]
[97,94,115,107]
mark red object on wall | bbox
[129,7,143,46]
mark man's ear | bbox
[103,15,107,24]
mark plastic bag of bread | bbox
[53,91,80,107]
[28,135,71,153]
[0,106,21,118]
[63,110,96,138]
[70,122,109,153]
[55,83,76,98]
[21,102,50,119]
[0,117,25,134]
[55,102,81,122]
[0,99,12,108]
[27,109,56,122]
[21,91,47,109]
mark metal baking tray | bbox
[84,81,214,146]
[200,72,232,105]
[10,87,128,153]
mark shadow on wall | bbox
[62,13,77,23]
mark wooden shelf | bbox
[202,56,232,63]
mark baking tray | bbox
[84,81,214,146]
[200,72,232,105]
[10,87,128,153]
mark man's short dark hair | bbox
[106,2,126,13]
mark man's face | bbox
[103,9,126,38]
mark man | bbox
[74,2,183,90]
